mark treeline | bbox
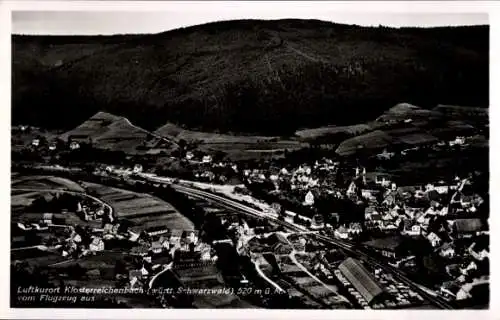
[12,21,489,134]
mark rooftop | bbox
[454,218,484,233]
[338,258,384,304]
[363,236,404,251]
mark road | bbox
[149,262,174,289]
[288,251,351,304]
[253,260,286,294]
[17,166,453,309]
[123,118,179,149]
[166,182,454,309]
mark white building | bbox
[133,164,143,173]
[69,141,80,150]
[304,191,315,206]
[334,226,349,240]
[89,237,105,252]
[202,155,213,163]
[427,232,442,248]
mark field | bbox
[376,103,444,122]
[155,122,307,160]
[432,104,489,124]
[11,248,68,267]
[295,124,372,141]
[336,130,394,156]
[11,190,42,208]
[12,175,85,192]
[59,112,174,154]
[81,182,194,230]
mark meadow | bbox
[81,182,194,230]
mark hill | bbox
[59,111,174,154]
[12,19,489,135]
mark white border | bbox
[1,1,498,319]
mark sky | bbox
[11,4,489,35]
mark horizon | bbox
[12,10,489,36]
[11,17,491,37]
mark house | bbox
[103,223,114,234]
[460,261,478,276]
[70,233,82,243]
[89,237,105,252]
[69,141,80,150]
[402,221,421,237]
[303,191,315,206]
[361,189,378,201]
[140,266,150,278]
[427,232,442,247]
[182,230,199,245]
[151,241,163,254]
[365,206,377,220]
[468,243,489,261]
[32,138,40,147]
[111,224,120,234]
[347,181,358,197]
[348,223,363,235]
[453,218,484,238]
[133,164,143,173]
[334,226,350,240]
[202,155,213,163]
[170,229,183,245]
[311,214,325,230]
[373,174,392,188]
[185,151,194,160]
[439,243,455,258]
[42,213,53,225]
[460,195,473,208]
[363,236,406,260]
[146,225,170,237]
[449,136,466,146]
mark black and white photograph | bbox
[4,0,494,314]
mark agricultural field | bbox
[59,111,174,155]
[295,124,372,141]
[11,247,68,267]
[432,104,489,125]
[81,182,194,230]
[376,103,444,123]
[155,122,307,160]
[11,190,42,208]
[335,130,394,156]
[12,174,85,192]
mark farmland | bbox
[155,122,307,160]
[12,174,85,192]
[59,111,174,155]
[295,124,372,141]
[81,182,194,230]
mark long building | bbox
[338,257,384,304]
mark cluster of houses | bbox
[245,159,339,193]
[75,201,113,222]
[30,135,92,152]
[329,167,489,302]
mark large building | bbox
[338,258,384,304]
